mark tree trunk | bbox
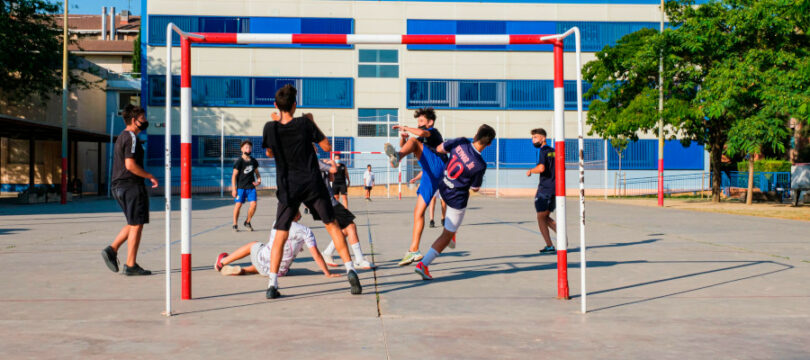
[746,155,754,205]
[711,142,723,203]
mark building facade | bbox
[142,0,708,195]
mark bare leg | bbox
[334,194,340,204]
[440,199,447,221]
[409,197,429,252]
[397,137,424,160]
[233,202,243,225]
[221,241,256,265]
[344,223,360,245]
[341,194,349,208]
[429,196,437,221]
[269,229,289,274]
[246,201,257,223]
[110,225,129,251]
[536,211,554,248]
[430,229,456,254]
[241,265,259,275]
[125,225,144,267]
[325,221,352,264]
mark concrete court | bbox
[0,195,808,359]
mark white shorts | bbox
[443,206,466,233]
[249,242,268,276]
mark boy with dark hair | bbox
[386,107,449,266]
[362,164,374,201]
[526,128,557,254]
[232,139,261,232]
[262,84,361,299]
[331,153,350,208]
[101,104,158,276]
[388,124,495,280]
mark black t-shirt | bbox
[333,163,348,185]
[418,127,448,161]
[233,157,259,189]
[112,130,145,187]
[536,145,556,196]
[262,116,328,204]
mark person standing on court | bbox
[526,128,557,254]
[363,164,375,201]
[331,153,350,209]
[101,105,158,276]
[232,140,261,232]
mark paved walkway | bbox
[0,196,808,359]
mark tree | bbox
[132,32,141,78]
[0,0,91,103]
[583,0,810,203]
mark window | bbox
[407,79,590,110]
[148,15,353,48]
[358,49,399,78]
[358,109,398,137]
[148,76,352,108]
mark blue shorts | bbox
[534,192,556,213]
[417,147,447,205]
[235,188,257,203]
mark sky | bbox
[66,0,141,16]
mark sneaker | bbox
[101,246,119,273]
[429,220,436,228]
[414,262,433,280]
[232,224,238,232]
[214,252,228,271]
[244,221,254,232]
[347,270,362,295]
[384,143,400,168]
[354,258,377,270]
[220,265,243,276]
[266,286,281,299]
[122,263,152,276]
[322,251,339,267]
[539,245,556,254]
[448,234,456,249]
[398,251,423,267]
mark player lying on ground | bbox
[385,107,450,266]
[317,158,376,270]
[386,124,495,280]
[214,211,340,278]
[261,84,361,299]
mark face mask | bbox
[418,125,428,130]
[533,142,543,149]
[335,159,340,164]
[243,151,251,156]
[137,120,149,131]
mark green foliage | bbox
[736,159,792,172]
[132,33,141,79]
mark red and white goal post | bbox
[161,24,588,315]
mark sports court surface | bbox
[1,196,808,359]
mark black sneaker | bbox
[232,224,238,232]
[429,220,436,228]
[539,246,556,254]
[348,270,362,295]
[101,246,119,273]
[266,286,281,299]
[244,221,254,232]
[122,263,152,276]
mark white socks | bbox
[268,273,278,288]
[324,241,336,256]
[344,261,355,274]
[351,243,365,261]
[421,248,440,267]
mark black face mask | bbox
[533,142,543,149]
[137,120,149,131]
[243,151,251,156]
[418,125,428,130]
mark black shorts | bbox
[364,186,372,191]
[534,192,556,213]
[113,183,150,225]
[275,194,335,231]
[332,183,348,195]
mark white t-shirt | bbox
[319,160,340,207]
[363,170,375,187]
[253,222,317,276]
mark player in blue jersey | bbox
[386,124,496,280]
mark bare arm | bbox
[265,148,274,158]
[308,246,340,278]
[125,158,158,188]
[253,168,261,186]
[526,164,545,177]
[393,125,430,138]
[410,171,423,184]
[436,143,448,154]
[344,167,350,186]
[231,169,239,197]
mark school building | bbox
[141,0,709,195]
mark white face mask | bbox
[335,159,340,164]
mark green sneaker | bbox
[398,251,423,267]
[384,143,400,168]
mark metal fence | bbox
[613,172,709,197]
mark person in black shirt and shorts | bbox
[261,84,362,299]
[101,105,158,276]
[331,153,350,208]
[232,140,261,232]
[526,128,557,254]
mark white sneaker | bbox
[322,251,339,267]
[354,258,377,270]
[220,265,243,276]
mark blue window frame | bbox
[358,49,399,78]
[407,79,591,110]
[148,15,353,49]
[148,76,353,108]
